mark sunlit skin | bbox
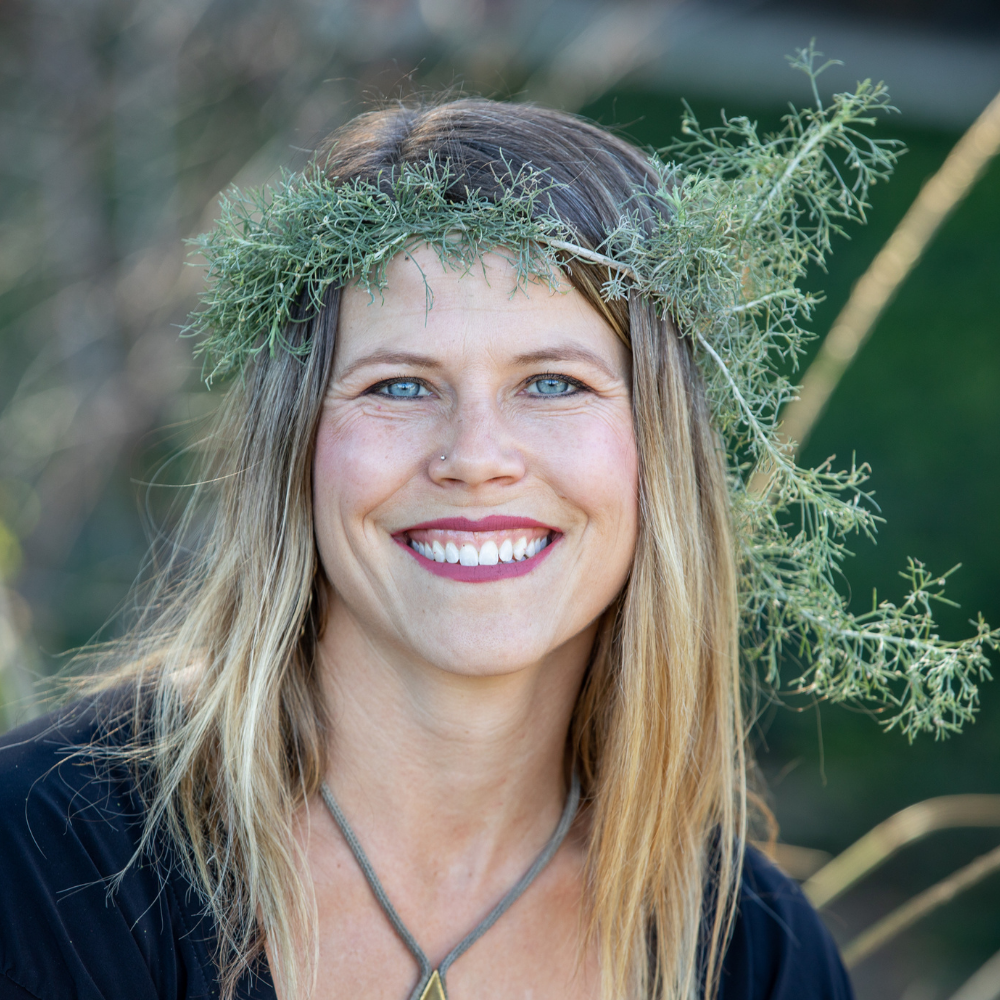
[290,247,639,1000]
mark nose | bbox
[430,398,526,488]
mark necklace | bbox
[320,774,581,1000]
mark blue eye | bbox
[378,380,428,398]
[528,377,576,395]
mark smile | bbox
[393,516,559,583]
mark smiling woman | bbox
[319,248,635,608]
[0,100,853,1000]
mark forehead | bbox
[336,245,624,363]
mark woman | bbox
[0,99,855,1000]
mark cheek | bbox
[312,405,429,540]
[540,411,639,541]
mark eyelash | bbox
[365,374,590,397]
[366,378,430,398]
[525,373,588,395]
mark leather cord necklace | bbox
[320,774,581,1000]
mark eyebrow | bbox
[336,350,444,381]
[336,345,622,382]
[511,347,621,380]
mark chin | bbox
[409,633,559,679]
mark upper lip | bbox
[398,515,557,533]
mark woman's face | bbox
[313,246,639,677]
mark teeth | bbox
[412,533,550,566]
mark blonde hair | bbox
[88,100,745,1000]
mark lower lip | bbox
[393,535,559,582]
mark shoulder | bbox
[0,697,216,1000]
[0,695,148,891]
[0,695,139,845]
[717,845,854,1000]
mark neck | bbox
[316,596,594,879]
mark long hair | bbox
[90,99,745,1000]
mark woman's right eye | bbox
[372,379,430,398]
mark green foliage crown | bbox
[184,45,998,739]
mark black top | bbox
[0,703,854,1000]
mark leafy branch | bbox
[558,42,996,738]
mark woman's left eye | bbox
[374,380,430,398]
[526,376,581,396]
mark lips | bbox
[404,516,553,532]
[393,516,560,583]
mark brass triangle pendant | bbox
[418,970,446,1000]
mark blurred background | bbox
[0,0,998,996]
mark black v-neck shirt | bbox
[0,703,854,1000]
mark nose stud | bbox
[439,455,447,461]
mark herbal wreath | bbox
[184,46,998,739]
